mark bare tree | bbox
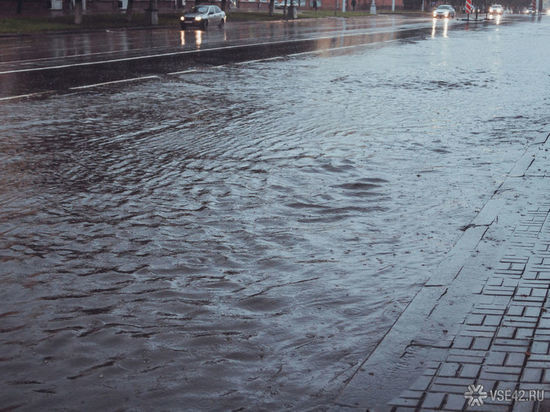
[74,0,83,24]
[126,0,134,21]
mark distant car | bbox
[275,0,300,7]
[180,5,226,30]
[523,6,535,13]
[433,4,456,18]
[488,4,503,14]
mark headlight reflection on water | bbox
[196,30,202,47]
[431,18,449,38]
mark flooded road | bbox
[0,15,445,98]
[1,16,550,410]
[0,16,429,69]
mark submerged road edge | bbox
[335,132,550,410]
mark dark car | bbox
[180,5,226,30]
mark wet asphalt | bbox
[1,12,549,411]
[0,15,494,98]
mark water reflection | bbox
[487,14,502,24]
[196,30,203,47]
[0,29,545,412]
[179,30,204,48]
[431,18,449,38]
[2,16,547,412]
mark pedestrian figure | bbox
[221,0,226,11]
[351,0,356,10]
[313,0,317,10]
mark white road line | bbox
[207,38,401,67]
[0,25,431,76]
[0,91,53,102]
[286,38,401,57]
[168,69,198,75]
[1,37,404,98]
[0,40,298,75]
[234,56,284,65]
[0,29,418,98]
[69,75,159,90]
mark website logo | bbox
[464,384,488,407]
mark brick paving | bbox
[389,203,550,411]
[335,136,550,411]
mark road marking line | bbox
[168,69,198,75]
[0,91,53,102]
[1,38,403,99]
[0,25,431,76]
[224,40,399,67]
[234,56,284,65]
[69,75,159,90]
[287,38,400,57]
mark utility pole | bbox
[146,0,158,25]
[370,0,376,13]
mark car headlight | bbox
[180,16,185,21]
[195,16,202,21]
[489,7,493,11]
[433,11,437,16]
[444,11,449,16]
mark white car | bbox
[275,0,302,7]
[180,5,226,30]
[488,4,504,14]
[433,4,456,18]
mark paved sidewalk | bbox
[337,132,550,411]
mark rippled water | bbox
[1,18,550,410]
